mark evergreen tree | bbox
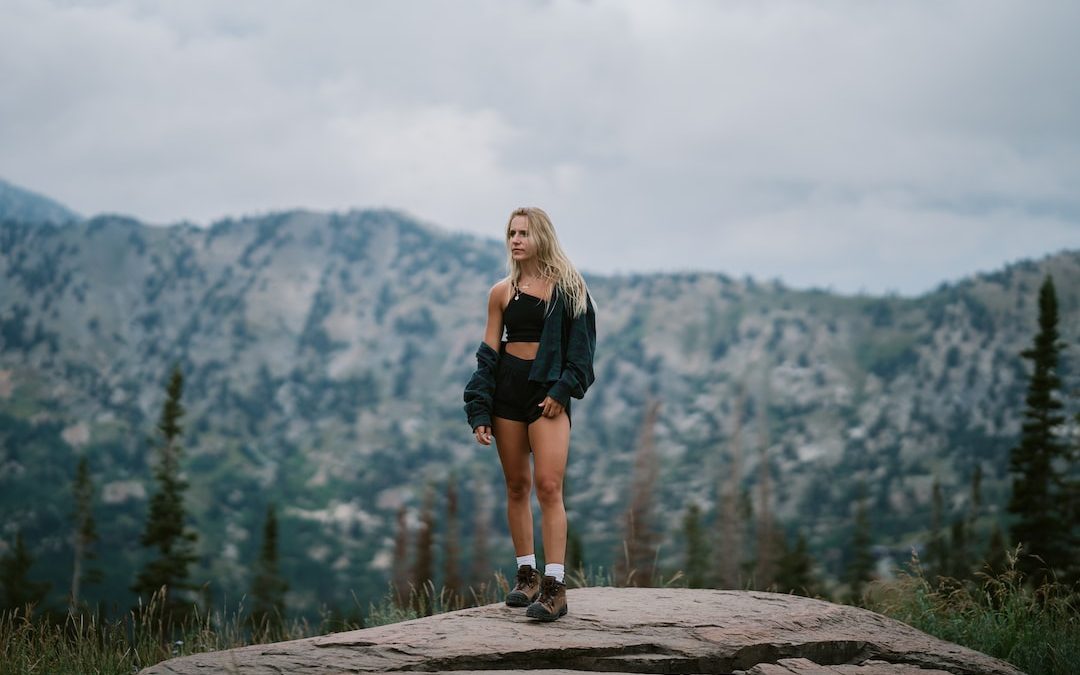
[715,389,745,589]
[773,531,818,597]
[984,524,1009,576]
[443,477,462,604]
[566,527,586,578]
[616,399,660,587]
[0,532,51,615]
[753,403,776,590]
[948,519,970,580]
[391,505,409,607]
[411,485,435,615]
[468,476,492,592]
[1008,276,1071,581]
[132,365,199,623]
[846,486,874,605]
[249,503,287,633]
[925,479,947,581]
[682,502,710,588]
[69,455,102,616]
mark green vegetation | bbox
[870,548,1080,675]
[131,366,199,624]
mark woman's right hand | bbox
[474,425,493,445]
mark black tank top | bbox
[504,287,546,342]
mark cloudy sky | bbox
[2,1,1078,294]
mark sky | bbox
[1,0,1078,295]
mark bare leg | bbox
[493,416,534,557]
[529,412,571,565]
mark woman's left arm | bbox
[546,296,596,407]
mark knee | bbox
[534,476,563,505]
[505,478,531,502]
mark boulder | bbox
[141,588,1021,674]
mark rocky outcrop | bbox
[141,588,1021,675]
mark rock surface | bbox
[141,588,1021,675]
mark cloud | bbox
[1,0,1077,294]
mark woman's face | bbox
[508,215,535,263]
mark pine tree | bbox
[682,502,709,588]
[443,477,462,605]
[411,486,435,615]
[1008,276,1070,581]
[249,503,287,634]
[753,402,776,590]
[846,486,874,605]
[925,479,947,581]
[132,365,199,623]
[391,505,410,607]
[615,399,660,587]
[468,475,492,592]
[773,531,818,597]
[0,532,51,615]
[716,389,745,589]
[69,456,102,616]
[984,524,1008,576]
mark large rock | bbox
[141,588,1021,675]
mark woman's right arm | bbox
[482,281,505,352]
[465,282,506,444]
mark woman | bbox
[463,207,596,622]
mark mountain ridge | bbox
[1,184,1078,618]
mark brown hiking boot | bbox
[505,565,542,607]
[525,575,567,621]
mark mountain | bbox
[2,189,1078,617]
[0,178,81,224]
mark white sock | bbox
[545,563,565,583]
[516,554,537,570]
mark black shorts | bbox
[492,351,571,426]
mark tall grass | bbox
[868,547,1080,675]
[1,588,324,675]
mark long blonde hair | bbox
[504,207,590,317]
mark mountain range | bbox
[1,178,1078,616]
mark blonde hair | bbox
[504,207,590,317]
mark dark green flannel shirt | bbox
[463,288,596,431]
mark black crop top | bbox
[504,288,546,343]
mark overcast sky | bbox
[2,1,1078,294]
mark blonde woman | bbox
[463,207,596,621]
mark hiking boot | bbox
[505,565,542,607]
[525,575,567,621]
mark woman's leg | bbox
[529,413,571,564]
[493,416,534,556]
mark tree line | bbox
[2,275,1078,625]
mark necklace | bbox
[515,276,537,301]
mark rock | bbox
[140,588,1021,675]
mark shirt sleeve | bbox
[547,294,596,407]
[463,341,500,430]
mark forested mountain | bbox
[2,181,1078,616]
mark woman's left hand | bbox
[538,396,564,418]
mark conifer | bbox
[682,502,709,588]
[0,531,51,615]
[773,531,818,597]
[69,456,102,616]
[443,477,462,604]
[411,485,435,615]
[846,486,874,605]
[1008,275,1070,581]
[616,399,660,587]
[249,503,287,633]
[391,505,409,607]
[925,479,947,581]
[468,476,492,592]
[132,365,199,624]
[716,389,745,588]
